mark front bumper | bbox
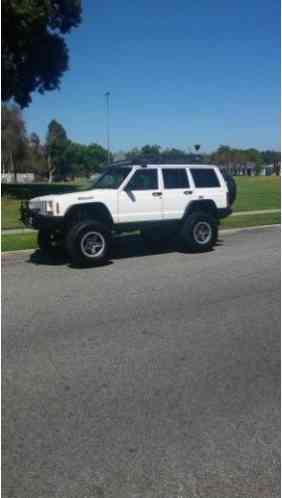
[20,202,64,230]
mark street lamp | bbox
[104,91,111,165]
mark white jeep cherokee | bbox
[22,162,236,266]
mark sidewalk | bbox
[232,209,280,217]
[2,208,280,235]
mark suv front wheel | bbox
[181,212,218,252]
[66,221,111,266]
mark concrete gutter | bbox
[220,223,281,235]
[231,209,280,217]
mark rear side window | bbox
[162,169,189,189]
[191,168,220,188]
[127,169,158,191]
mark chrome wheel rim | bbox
[80,231,105,258]
[193,221,212,245]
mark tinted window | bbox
[127,170,158,191]
[93,167,131,189]
[191,169,220,188]
[163,169,189,189]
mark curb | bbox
[220,223,281,235]
[2,248,36,256]
[2,224,280,257]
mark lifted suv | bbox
[21,162,236,266]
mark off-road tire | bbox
[66,220,111,266]
[181,211,218,252]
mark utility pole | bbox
[105,91,111,165]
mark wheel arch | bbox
[64,202,114,229]
[183,200,218,220]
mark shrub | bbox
[2,183,81,200]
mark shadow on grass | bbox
[28,233,219,269]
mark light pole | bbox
[105,91,111,165]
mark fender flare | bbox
[183,199,218,220]
[64,202,114,227]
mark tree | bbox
[63,142,109,178]
[141,144,161,159]
[2,0,82,107]
[162,147,189,163]
[1,104,28,180]
[85,143,109,175]
[46,119,69,182]
[261,150,281,166]
[28,132,48,178]
[126,147,142,161]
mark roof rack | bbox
[101,154,204,169]
[103,157,160,168]
[107,160,135,167]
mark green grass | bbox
[2,232,37,252]
[1,199,24,229]
[221,211,280,229]
[234,176,281,211]
[2,212,280,252]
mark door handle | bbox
[183,190,193,195]
[152,192,162,197]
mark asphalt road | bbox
[3,227,281,498]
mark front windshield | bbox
[91,167,132,189]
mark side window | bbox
[127,170,158,191]
[162,169,189,189]
[191,168,220,188]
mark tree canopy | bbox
[2,104,28,178]
[2,0,82,107]
[1,108,280,181]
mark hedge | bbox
[2,183,81,200]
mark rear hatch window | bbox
[191,169,220,188]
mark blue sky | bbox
[24,0,280,152]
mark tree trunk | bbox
[47,155,55,183]
[10,152,17,182]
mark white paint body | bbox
[29,165,228,224]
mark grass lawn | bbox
[234,176,281,211]
[221,211,281,229]
[1,176,281,230]
[1,198,24,229]
[2,212,280,252]
[2,232,37,252]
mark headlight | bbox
[46,201,53,214]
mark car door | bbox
[161,167,192,220]
[118,168,163,223]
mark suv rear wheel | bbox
[66,220,111,266]
[181,211,218,252]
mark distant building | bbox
[1,173,35,183]
[260,164,274,176]
[221,163,277,176]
